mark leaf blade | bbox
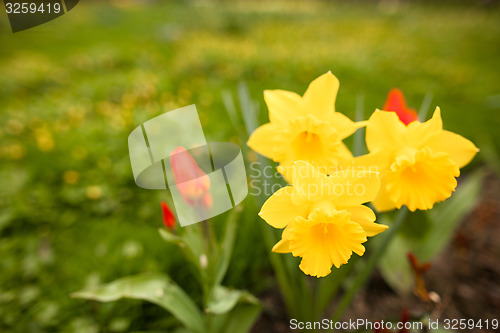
[72,273,204,333]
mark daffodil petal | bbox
[324,143,355,174]
[407,107,443,147]
[290,161,329,204]
[329,112,363,139]
[426,130,478,168]
[353,150,392,170]
[259,186,309,229]
[264,89,303,124]
[341,205,388,237]
[298,252,334,278]
[333,142,354,162]
[272,239,291,253]
[247,123,278,159]
[366,110,407,152]
[302,72,339,120]
[327,168,381,206]
[372,182,398,212]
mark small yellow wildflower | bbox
[247,72,364,180]
[259,161,387,278]
[358,108,479,212]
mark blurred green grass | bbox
[0,1,499,331]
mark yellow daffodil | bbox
[358,108,479,212]
[247,72,365,180]
[259,161,388,278]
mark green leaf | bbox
[418,92,433,120]
[398,209,432,240]
[71,273,204,333]
[221,90,243,134]
[206,286,244,315]
[172,329,195,333]
[0,211,13,232]
[181,226,204,267]
[158,228,183,245]
[158,227,203,281]
[378,234,414,294]
[315,260,352,319]
[214,206,242,287]
[237,82,259,134]
[477,134,500,177]
[353,94,366,157]
[208,286,261,333]
[215,299,261,333]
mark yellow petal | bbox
[328,168,381,206]
[426,130,478,168]
[289,161,329,205]
[329,112,364,139]
[407,107,443,148]
[371,181,398,212]
[259,186,309,229]
[302,72,339,121]
[332,142,354,164]
[341,205,388,237]
[366,110,406,152]
[247,123,279,159]
[264,89,303,124]
[353,150,392,170]
[276,164,293,184]
[272,239,291,253]
[298,251,333,278]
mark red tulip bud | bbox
[161,201,176,229]
[170,146,213,209]
[383,89,419,125]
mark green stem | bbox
[198,221,210,304]
[314,258,355,320]
[353,93,365,157]
[203,219,217,258]
[200,218,216,333]
[259,223,297,317]
[331,207,409,322]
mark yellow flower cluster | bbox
[248,72,478,278]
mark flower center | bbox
[312,222,334,239]
[292,131,323,161]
